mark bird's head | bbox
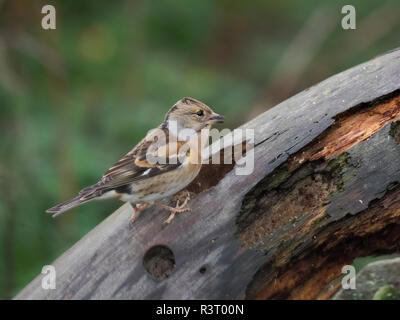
[164,97,224,135]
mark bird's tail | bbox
[46,184,101,217]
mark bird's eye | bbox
[196,110,204,116]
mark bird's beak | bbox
[207,113,224,124]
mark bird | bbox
[46,97,224,224]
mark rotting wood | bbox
[246,185,400,299]
[15,49,400,300]
[238,91,400,299]
[237,91,400,249]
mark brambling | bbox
[46,97,224,224]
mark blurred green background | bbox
[0,0,399,299]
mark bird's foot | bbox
[129,203,149,225]
[155,192,191,224]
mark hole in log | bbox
[167,141,247,207]
[165,141,247,208]
[199,265,207,274]
[143,245,175,280]
[186,141,247,194]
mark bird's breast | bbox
[127,161,201,203]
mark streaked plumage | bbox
[46,97,224,224]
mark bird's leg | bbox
[155,191,191,224]
[130,203,149,225]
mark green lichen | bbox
[325,153,351,173]
[389,121,400,144]
[262,166,292,191]
[325,153,351,195]
[372,285,400,300]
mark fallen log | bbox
[16,48,400,300]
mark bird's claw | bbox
[129,203,149,226]
[156,192,191,224]
[164,206,190,224]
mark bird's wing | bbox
[81,128,189,195]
